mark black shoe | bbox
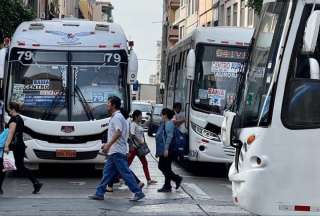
[33,183,43,194]
[0,189,3,195]
[176,176,183,190]
[88,194,104,200]
[157,187,172,193]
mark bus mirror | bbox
[303,11,320,54]
[186,49,196,80]
[309,58,320,80]
[128,50,138,84]
[0,48,7,100]
[221,111,236,147]
[0,48,7,79]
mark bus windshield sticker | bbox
[92,92,105,103]
[24,95,65,107]
[25,79,50,90]
[198,89,208,99]
[209,96,222,106]
[208,88,226,98]
[12,84,25,103]
[211,61,242,78]
[39,90,64,96]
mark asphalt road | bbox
[0,135,253,216]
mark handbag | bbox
[3,151,16,172]
[131,136,150,157]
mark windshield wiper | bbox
[74,85,95,121]
[41,89,66,120]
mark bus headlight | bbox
[23,133,33,142]
[191,122,221,142]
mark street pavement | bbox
[0,135,252,216]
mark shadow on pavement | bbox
[175,160,230,178]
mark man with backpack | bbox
[155,108,183,193]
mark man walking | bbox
[89,96,145,201]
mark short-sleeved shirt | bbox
[130,121,145,143]
[107,111,128,155]
[174,112,186,133]
[8,115,25,148]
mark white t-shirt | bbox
[130,121,145,143]
[107,111,128,155]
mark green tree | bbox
[0,0,35,38]
[247,0,263,14]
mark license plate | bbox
[56,150,77,158]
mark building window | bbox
[181,0,185,7]
[240,0,245,27]
[220,4,225,25]
[227,6,231,26]
[248,7,254,26]
[188,0,192,15]
[233,3,238,26]
[179,26,185,39]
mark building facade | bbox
[218,0,257,28]
[23,0,113,21]
[160,0,258,84]
[92,0,113,22]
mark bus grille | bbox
[34,150,99,160]
[223,146,236,157]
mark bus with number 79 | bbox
[0,19,138,170]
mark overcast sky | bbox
[112,0,163,84]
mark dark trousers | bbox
[13,148,38,185]
[0,148,39,189]
[158,156,181,189]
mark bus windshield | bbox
[237,1,289,127]
[8,49,128,121]
[192,44,248,114]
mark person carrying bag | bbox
[128,110,157,185]
[1,102,43,194]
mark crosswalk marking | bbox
[182,183,211,200]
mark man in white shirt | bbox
[173,103,186,133]
[89,96,145,201]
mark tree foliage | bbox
[0,0,35,38]
[247,0,263,14]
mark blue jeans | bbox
[96,153,142,197]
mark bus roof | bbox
[171,26,254,51]
[10,19,129,51]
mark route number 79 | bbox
[104,53,121,64]
[17,51,33,61]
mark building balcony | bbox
[168,27,179,43]
[169,0,180,10]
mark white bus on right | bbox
[222,0,320,215]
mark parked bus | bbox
[0,19,138,170]
[164,27,253,163]
[222,0,320,215]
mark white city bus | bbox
[0,19,138,169]
[164,27,253,163]
[222,0,320,215]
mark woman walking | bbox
[156,108,182,192]
[1,102,43,194]
[128,110,157,185]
